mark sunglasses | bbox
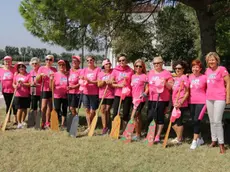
[32,63,38,65]
[153,62,162,65]
[175,67,183,70]
[46,58,53,61]
[87,59,94,62]
[118,59,126,62]
[135,65,142,68]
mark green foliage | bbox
[5,46,20,56]
[155,4,199,63]
[0,49,6,59]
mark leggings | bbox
[189,104,205,134]
[3,92,17,115]
[54,98,68,121]
[113,96,132,122]
[206,100,226,144]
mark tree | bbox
[155,4,199,63]
[0,49,6,59]
[5,46,20,56]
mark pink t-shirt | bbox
[147,69,173,101]
[29,69,41,96]
[189,74,207,104]
[37,66,57,92]
[205,66,229,100]
[53,72,68,98]
[172,75,189,107]
[68,68,81,94]
[131,73,147,99]
[111,65,134,97]
[97,70,114,99]
[13,73,30,97]
[0,67,16,93]
[81,67,100,95]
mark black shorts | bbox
[172,107,188,126]
[135,102,145,112]
[82,95,99,110]
[42,91,52,99]
[31,95,41,110]
[54,98,68,117]
[99,98,113,106]
[14,97,30,109]
[68,94,80,107]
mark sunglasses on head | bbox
[46,58,53,61]
[135,65,142,68]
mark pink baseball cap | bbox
[170,107,181,122]
[155,79,165,93]
[102,59,111,66]
[72,55,81,62]
[57,60,66,65]
[4,56,12,61]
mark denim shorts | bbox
[82,95,99,110]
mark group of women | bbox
[0,52,229,154]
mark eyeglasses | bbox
[46,58,53,61]
[87,59,94,62]
[32,63,37,65]
[118,59,126,62]
[135,65,142,68]
[175,67,183,70]
[153,62,163,65]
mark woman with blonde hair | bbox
[130,59,148,141]
[205,52,230,154]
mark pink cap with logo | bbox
[72,55,81,62]
[4,56,12,61]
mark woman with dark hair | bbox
[13,62,30,129]
[111,53,134,132]
[170,60,189,144]
[0,56,17,124]
[189,59,206,149]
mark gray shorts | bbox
[82,95,99,110]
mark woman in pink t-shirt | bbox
[81,56,100,133]
[171,60,189,144]
[50,60,68,128]
[189,59,206,149]
[13,62,30,129]
[97,59,114,135]
[36,55,57,129]
[130,59,148,141]
[111,53,134,131]
[0,56,17,124]
[205,52,230,154]
[29,57,41,123]
[68,56,81,117]
[147,56,173,143]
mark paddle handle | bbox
[162,121,172,148]
[52,79,55,109]
[97,85,109,114]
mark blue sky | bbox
[0,0,80,54]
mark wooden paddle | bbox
[163,81,183,148]
[28,76,36,128]
[2,86,17,131]
[50,79,59,131]
[88,85,108,137]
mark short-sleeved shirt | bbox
[53,71,68,98]
[68,68,81,94]
[13,73,30,97]
[29,69,41,96]
[0,67,16,93]
[131,73,147,99]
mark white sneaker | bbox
[197,137,204,146]
[190,140,198,150]
[170,137,182,144]
[17,123,23,129]
[22,122,27,126]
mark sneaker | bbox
[44,122,50,129]
[197,137,204,146]
[132,135,141,142]
[190,140,198,150]
[22,122,27,126]
[154,135,160,143]
[17,123,23,129]
[102,127,109,135]
[82,128,90,135]
[170,137,182,144]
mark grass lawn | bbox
[1,108,230,172]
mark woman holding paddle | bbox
[147,56,173,143]
[13,62,30,129]
[29,57,41,123]
[81,55,100,134]
[188,59,206,149]
[50,60,68,129]
[170,60,189,144]
[205,52,230,154]
[36,55,57,129]
[0,56,17,124]
[111,53,134,132]
[97,58,114,135]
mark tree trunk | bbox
[196,10,216,63]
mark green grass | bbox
[1,109,230,172]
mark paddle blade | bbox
[88,115,98,137]
[121,119,135,143]
[1,112,10,131]
[67,113,74,132]
[27,110,35,128]
[69,115,79,137]
[50,109,59,131]
[110,115,121,139]
[144,120,156,146]
[35,111,41,130]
